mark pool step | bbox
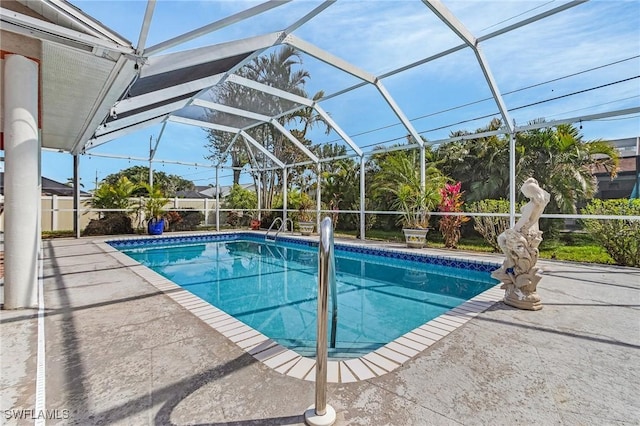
[281,341,382,360]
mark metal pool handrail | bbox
[265,217,283,239]
[274,218,294,240]
[265,217,294,240]
[309,216,337,423]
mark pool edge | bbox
[94,234,504,384]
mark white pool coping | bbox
[96,233,504,384]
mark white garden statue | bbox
[492,178,551,310]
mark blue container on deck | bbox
[147,218,165,235]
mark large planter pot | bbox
[402,228,429,248]
[148,218,165,235]
[298,221,315,236]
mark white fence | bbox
[0,195,636,234]
[0,196,219,233]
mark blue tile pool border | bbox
[101,231,505,383]
[107,231,500,274]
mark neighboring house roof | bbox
[188,183,256,199]
[42,177,85,196]
[607,137,638,158]
[592,157,637,175]
[219,184,255,198]
[151,183,257,199]
[175,189,212,199]
[0,173,90,196]
[198,187,218,198]
[592,138,639,199]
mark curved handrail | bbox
[265,217,283,240]
[274,218,294,239]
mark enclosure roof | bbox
[1,0,639,165]
[1,0,137,153]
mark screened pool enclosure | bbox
[2,0,639,239]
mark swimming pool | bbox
[110,233,499,360]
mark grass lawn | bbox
[539,233,615,264]
[43,227,616,265]
[336,228,615,265]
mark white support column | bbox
[148,135,153,187]
[3,55,40,309]
[215,167,220,231]
[73,154,81,238]
[316,163,322,230]
[256,173,262,221]
[509,132,516,228]
[360,156,366,241]
[283,167,288,223]
[204,198,209,225]
[51,195,58,232]
[420,145,426,191]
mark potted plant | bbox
[140,184,169,235]
[250,214,261,230]
[394,185,438,248]
[371,147,447,248]
[296,193,316,236]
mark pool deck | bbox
[1,232,639,425]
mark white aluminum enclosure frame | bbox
[113,0,589,202]
[4,0,636,246]
[87,0,596,203]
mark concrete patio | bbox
[1,234,639,425]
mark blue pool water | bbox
[113,234,498,359]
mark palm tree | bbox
[516,123,619,214]
[437,119,619,214]
[90,176,138,219]
[205,46,328,210]
[437,118,508,201]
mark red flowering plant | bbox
[438,182,470,248]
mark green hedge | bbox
[580,199,640,267]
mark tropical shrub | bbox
[436,120,620,212]
[580,199,640,267]
[167,210,205,232]
[139,183,169,221]
[467,199,512,251]
[319,146,360,230]
[225,184,257,226]
[271,190,315,222]
[225,184,257,211]
[393,184,434,229]
[289,190,315,222]
[83,177,138,236]
[83,213,133,236]
[226,210,242,227]
[438,182,470,248]
[371,147,446,230]
[102,165,195,197]
[89,176,138,218]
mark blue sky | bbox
[39,0,640,190]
